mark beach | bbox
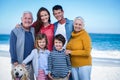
[0,51,120,80]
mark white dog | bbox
[11,64,29,80]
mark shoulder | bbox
[81,30,91,39]
[65,18,73,23]
[31,49,38,53]
[53,22,59,26]
[49,24,54,29]
[49,50,56,55]
[12,27,23,35]
[45,49,50,54]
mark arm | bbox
[9,31,18,65]
[22,50,35,64]
[48,54,53,79]
[48,54,52,73]
[66,55,71,72]
[66,55,71,77]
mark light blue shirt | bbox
[23,49,50,77]
[38,50,49,71]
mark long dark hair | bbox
[34,7,51,34]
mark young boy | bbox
[48,34,71,80]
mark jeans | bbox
[71,66,92,80]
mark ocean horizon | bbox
[0,33,120,59]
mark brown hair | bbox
[34,7,51,34]
[35,33,48,52]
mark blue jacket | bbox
[9,26,35,64]
[54,18,73,41]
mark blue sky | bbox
[0,0,120,34]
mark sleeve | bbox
[48,53,52,73]
[22,50,35,64]
[9,31,18,64]
[71,34,91,57]
[66,55,71,72]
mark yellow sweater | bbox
[66,29,92,67]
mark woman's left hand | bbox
[65,50,71,55]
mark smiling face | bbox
[74,18,84,32]
[21,12,33,29]
[54,39,63,51]
[37,38,46,49]
[53,9,64,21]
[40,10,50,24]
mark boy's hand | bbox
[67,72,71,78]
[48,73,53,80]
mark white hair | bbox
[22,11,33,20]
[74,16,85,26]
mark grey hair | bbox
[74,16,85,26]
[22,11,33,20]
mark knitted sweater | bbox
[66,29,92,67]
[48,49,71,78]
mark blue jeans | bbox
[71,66,92,80]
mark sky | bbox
[0,0,120,34]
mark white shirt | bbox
[55,23,68,49]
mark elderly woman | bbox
[66,16,92,80]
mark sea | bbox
[0,33,120,60]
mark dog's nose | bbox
[15,72,19,76]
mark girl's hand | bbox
[48,73,53,80]
[22,63,26,67]
[65,50,71,55]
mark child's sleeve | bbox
[22,49,35,64]
[48,53,52,73]
[66,55,71,72]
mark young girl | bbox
[22,33,50,80]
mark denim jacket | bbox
[54,18,73,41]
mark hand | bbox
[13,62,18,66]
[15,24,21,28]
[48,73,53,80]
[67,72,71,78]
[22,63,26,67]
[65,50,71,55]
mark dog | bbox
[11,64,29,80]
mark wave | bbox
[0,44,9,52]
[0,44,120,59]
[91,49,120,59]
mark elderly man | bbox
[10,11,35,80]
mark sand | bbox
[0,56,120,80]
